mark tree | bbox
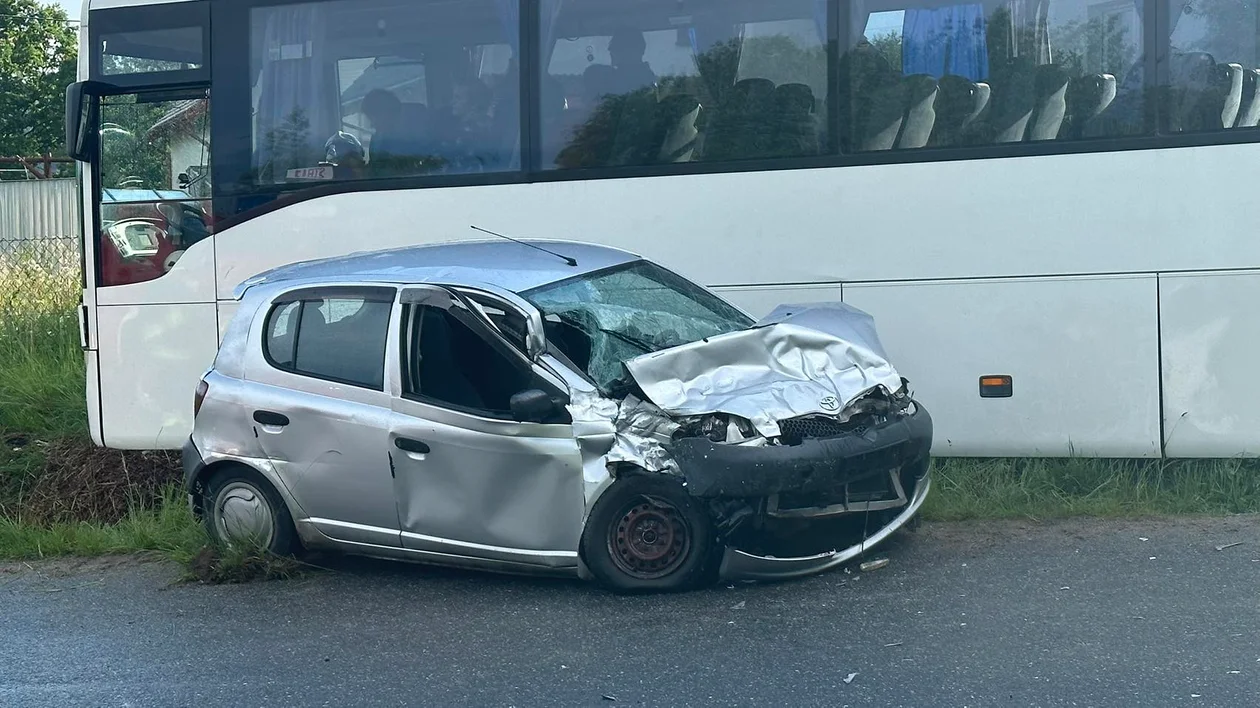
[0,0,77,160]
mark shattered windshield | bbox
[524,261,754,391]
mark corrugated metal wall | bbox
[0,179,81,254]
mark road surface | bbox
[2,517,1258,707]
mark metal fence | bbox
[0,179,82,331]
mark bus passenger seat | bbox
[1065,73,1117,139]
[1235,68,1260,127]
[930,75,989,147]
[1027,65,1071,141]
[655,94,702,163]
[897,75,939,149]
[981,60,1037,144]
[773,83,821,156]
[857,77,907,151]
[703,78,776,160]
[1218,63,1245,129]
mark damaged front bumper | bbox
[671,404,932,498]
[718,471,931,581]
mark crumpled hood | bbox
[623,302,903,437]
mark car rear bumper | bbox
[182,436,204,493]
[718,472,931,581]
[671,403,932,498]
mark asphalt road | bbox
[2,517,1258,707]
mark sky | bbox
[49,0,82,22]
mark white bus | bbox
[67,0,1260,458]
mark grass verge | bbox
[0,486,204,562]
[921,457,1260,521]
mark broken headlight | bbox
[696,414,755,443]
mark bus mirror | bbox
[65,81,108,163]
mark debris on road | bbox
[730,600,746,610]
[1139,537,1149,542]
[601,694,617,702]
[843,673,858,684]
[884,641,903,647]
[860,559,889,572]
[1059,586,1070,591]
[1215,542,1243,552]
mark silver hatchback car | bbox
[184,240,932,591]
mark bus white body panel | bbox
[845,275,1162,458]
[1159,271,1260,458]
[90,146,1260,453]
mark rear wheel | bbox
[582,475,715,593]
[204,467,298,556]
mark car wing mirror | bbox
[510,388,570,423]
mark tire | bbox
[581,475,715,593]
[204,466,299,556]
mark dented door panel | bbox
[389,398,584,565]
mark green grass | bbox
[0,486,204,561]
[921,457,1260,521]
[0,255,86,436]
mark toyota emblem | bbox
[819,396,840,412]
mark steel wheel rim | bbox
[607,495,691,580]
[212,481,275,549]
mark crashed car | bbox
[184,240,932,591]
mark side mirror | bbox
[510,389,569,424]
[65,81,107,163]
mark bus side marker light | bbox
[979,375,1013,398]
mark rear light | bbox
[194,379,209,418]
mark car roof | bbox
[234,239,641,298]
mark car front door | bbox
[246,285,401,548]
[388,286,584,570]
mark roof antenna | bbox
[471,225,577,267]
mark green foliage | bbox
[0,253,84,436]
[868,32,904,72]
[99,97,175,192]
[0,0,77,160]
[1050,14,1138,78]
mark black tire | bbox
[581,475,715,593]
[203,466,299,556]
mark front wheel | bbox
[581,475,715,593]
[204,467,298,556]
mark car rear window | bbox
[263,290,394,389]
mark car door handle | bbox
[394,437,430,454]
[253,410,290,427]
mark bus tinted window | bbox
[842,0,1146,151]
[101,27,204,75]
[539,0,831,170]
[249,0,521,186]
[1166,0,1260,132]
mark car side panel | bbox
[390,398,584,563]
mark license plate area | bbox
[766,469,908,518]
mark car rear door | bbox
[245,285,401,548]
[388,286,584,570]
